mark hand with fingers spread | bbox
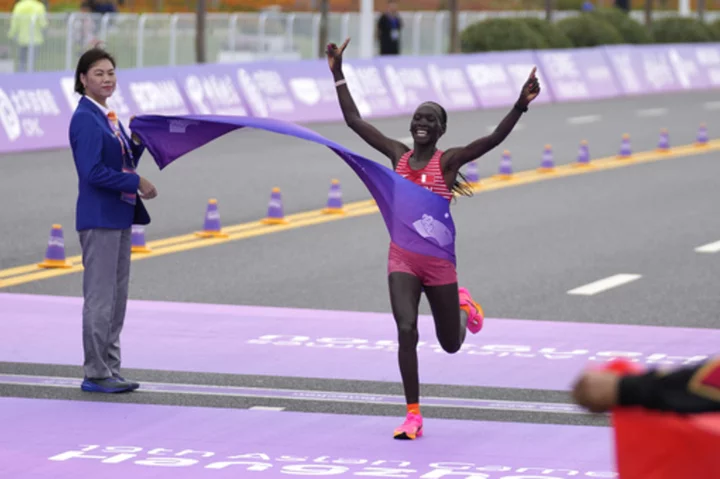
[326,38,350,76]
[518,67,541,107]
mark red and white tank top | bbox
[395,149,453,201]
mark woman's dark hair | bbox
[74,47,116,95]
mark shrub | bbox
[589,8,653,43]
[555,13,625,47]
[519,17,575,49]
[709,18,720,42]
[651,17,714,43]
[460,18,548,53]
[555,0,585,9]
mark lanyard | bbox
[107,112,135,169]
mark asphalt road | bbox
[1,89,719,432]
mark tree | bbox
[318,0,329,58]
[449,0,459,53]
[545,0,554,21]
[196,0,206,63]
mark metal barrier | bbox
[1,9,717,74]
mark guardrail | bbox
[2,9,718,74]
[1,42,718,155]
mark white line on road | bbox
[566,115,601,125]
[567,274,642,296]
[636,108,667,117]
[249,406,286,411]
[703,101,720,110]
[695,240,720,253]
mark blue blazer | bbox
[69,96,151,231]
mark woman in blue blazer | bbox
[69,48,158,394]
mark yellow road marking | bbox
[0,141,717,289]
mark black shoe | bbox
[81,377,135,393]
[113,375,140,391]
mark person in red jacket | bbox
[572,358,720,413]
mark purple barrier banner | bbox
[603,44,692,95]
[171,64,253,117]
[422,54,480,112]
[462,50,551,108]
[2,43,720,156]
[373,55,443,115]
[0,71,74,154]
[691,43,720,86]
[535,47,621,102]
[663,43,720,90]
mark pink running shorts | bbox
[387,242,458,286]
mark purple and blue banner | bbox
[1,43,719,155]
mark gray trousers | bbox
[78,228,132,379]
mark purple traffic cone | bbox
[495,150,513,180]
[696,123,708,147]
[538,144,555,173]
[131,224,151,253]
[465,161,480,185]
[574,140,591,167]
[262,187,289,225]
[195,198,229,238]
[657,128,670,152]
[38,224,72,269]
[322,179,345,215]
[617,133,632,159]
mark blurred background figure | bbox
[614,0,630,12]
[376,0,402,56]
[6,0,47,72]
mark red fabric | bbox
[395,149,454,201]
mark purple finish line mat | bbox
[2,293,718,391]
[0,397,615,479]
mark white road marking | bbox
[567,274,642,296]
[566,115,601,125]
[249,406,286,411]
[397,136,413,145]
[636,108,667,117]
[703,101,720,110]
[695,240,720,253]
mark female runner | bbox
[327,38,540,440]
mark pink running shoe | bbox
[393,412,423,440]
[458,287,484,334]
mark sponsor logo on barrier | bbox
[183,73,249,116]
[694,45,720,85]
[48,445,617,478]
[344,63,396,116]
[427,62,477,110]
[237,67,295,117]
[245,335,708,367]
[128,79,189,115]
[0,85,61,142]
